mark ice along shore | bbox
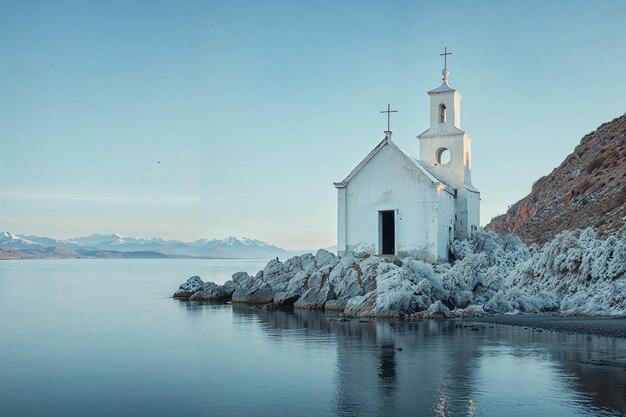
[174,228,625,326]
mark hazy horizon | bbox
[1,230,336,250]
[2,0,625,250]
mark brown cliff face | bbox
[486,114,626,244]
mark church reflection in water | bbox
[231,305,626,417]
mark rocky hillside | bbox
[487,114,626,244]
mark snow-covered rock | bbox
[173,227,626,318]
[415,301,452,319]
[506,227,626,316]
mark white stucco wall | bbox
[419,133,472,188]
[428,90,462,129]
[337,187,347,253]
[339,144,443,263]
[454,191,470,240]
[467,189,481,235]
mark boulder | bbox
[332,266,363,300]
[232,271,251,284]
[189,291,208,301]
[315,249,336,267]
[339,250,368,268]
[173,276,204,298]
[285,270,309,294]
[344,292,376,316]
[283,255,304,274]
[306,270,326,289]
[295,285,334,310]
[221,280,238,297]
[203,282,226,298]
[263,259,284,283]
[299,253,317,273]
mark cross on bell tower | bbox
[439,46,452,83]
[440,47,452,69]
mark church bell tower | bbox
[417,48,479,240]
[418,64,472,188]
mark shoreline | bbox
[463,314,626,339]
[177,297,626,339]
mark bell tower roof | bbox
[428,81,456,95]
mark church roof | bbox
[334,135,453,194]
[406,156,443,183]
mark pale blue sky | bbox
[1,0,625,249]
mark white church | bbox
[334,59,480,263]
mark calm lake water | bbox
[0,259,625,417]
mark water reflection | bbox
[229,305,626,417]
[175,298,229,311]
[4,259,623,417]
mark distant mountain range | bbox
[0,232,295,260]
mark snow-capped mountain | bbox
[18,234,79,248]
[70,233,129,247]
[188,236,289,258]
[0,232,40,250]
[0,232,291,259]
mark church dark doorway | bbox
[379,210,395,255]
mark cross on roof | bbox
[440,46,452,70]
[380,104,398,132]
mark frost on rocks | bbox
[173,276,204,298]
[414,301,451,319]
[507,227,626,316]
[173,227,626,318]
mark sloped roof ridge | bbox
[334,136,448,188]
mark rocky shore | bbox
[174,228,625,319]
[174,250,406,316]
[468,314,626,339]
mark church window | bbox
[439,104,447,123]
[436,147,451,165]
